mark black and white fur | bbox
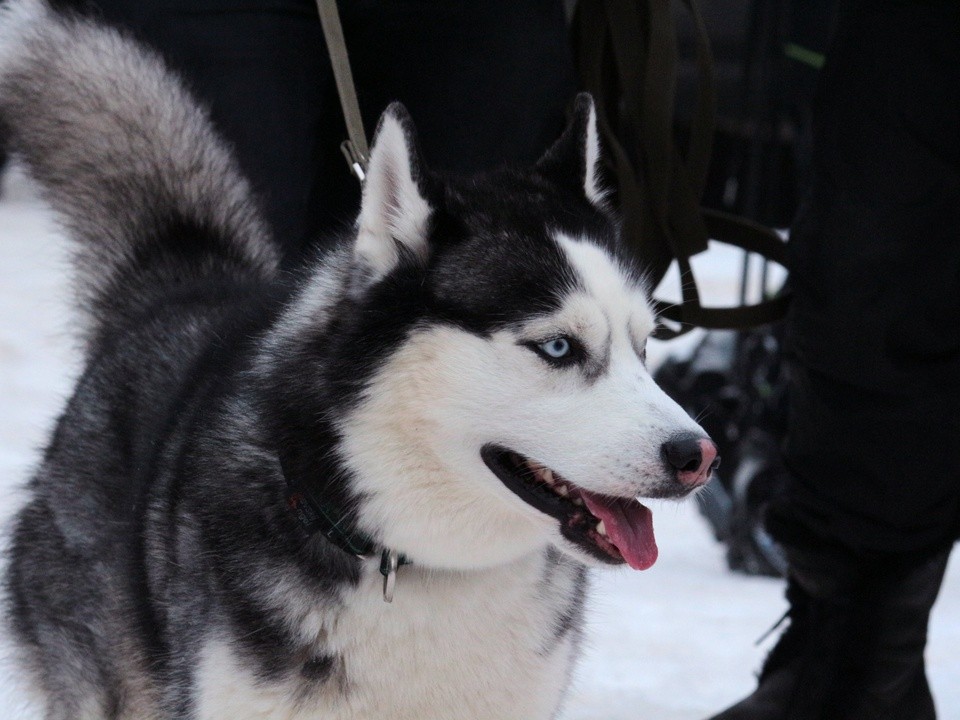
[0,2,713,718]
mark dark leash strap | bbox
[573,0,791,338]
[656,210,791,330]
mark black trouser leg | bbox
[780,0,960,555]
[709,2,959,717]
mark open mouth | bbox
[481,444,658,570]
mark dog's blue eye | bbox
[540,338,571,359]
[523,336,582,366]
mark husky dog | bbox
[0,1,717,718]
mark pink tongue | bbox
[581,492,658,570]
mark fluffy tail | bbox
[0,0,279,332]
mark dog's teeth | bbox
[557,484,568,496]
[596,520,607,536]
[573,497,584,506]
[541,468,554,484]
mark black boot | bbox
[707,545,951,720]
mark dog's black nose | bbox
[662,435,719,486]
[662,435,704,472]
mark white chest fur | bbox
[195,550,586,720]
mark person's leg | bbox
[709,2,960,717]
[780,0,960,555]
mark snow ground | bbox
[0,167,957,719]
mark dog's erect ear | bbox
[354,103,432,284]
[536,93,606,207]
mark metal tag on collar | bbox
[379,549,399,603]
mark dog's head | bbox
[282,95,717,572]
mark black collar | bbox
[285,482,379,558]
[279,457,411,600]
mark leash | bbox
[315,0,369,182]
